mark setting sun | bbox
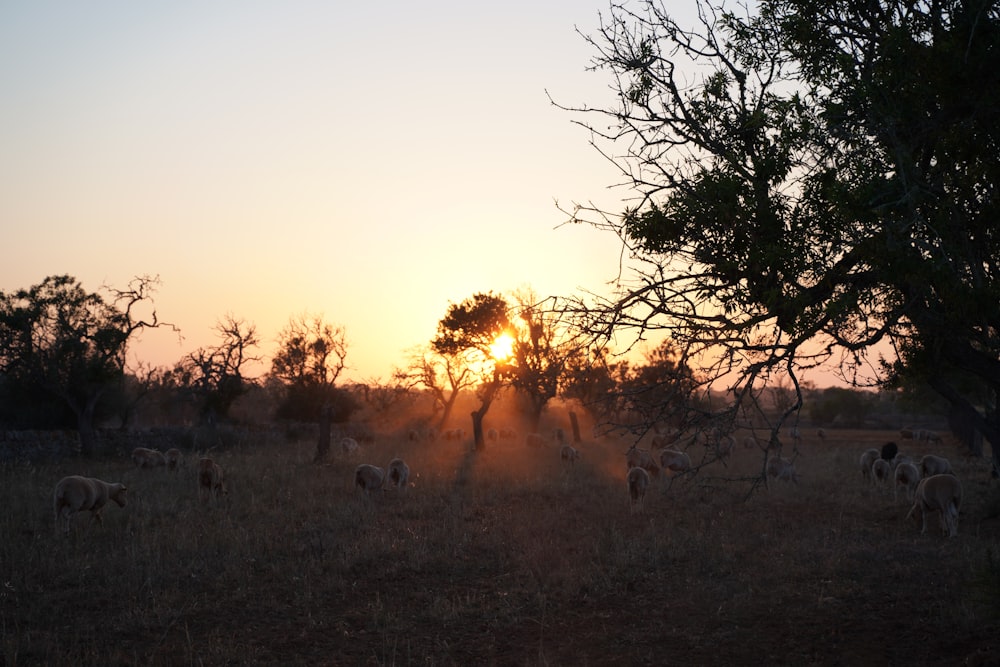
[489,332,515,361]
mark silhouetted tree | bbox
[270,313,349,461]
[172,315,261,424]
[433,293,511,450]
[0,275,172,455]
[558,0,1000,463]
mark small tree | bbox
[396,346,476,430]
[433,293,512,450]
[172,315,261,424]
[270,313,349,462]
[0,275,172,455]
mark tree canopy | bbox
[560,0,1000,456]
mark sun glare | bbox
[490,332,515,361]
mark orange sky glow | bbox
[1,2,860,390]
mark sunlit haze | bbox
[1,3,852,388]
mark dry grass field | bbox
[3,426,1000,665]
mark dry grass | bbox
[2,427,1000,665]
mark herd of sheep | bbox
[859,441,963,537]
[51,426,966,539]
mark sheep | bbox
[560,444,580,464]
[659,448,692,478]
[355,464,386,495]
[499,427,518,441]
[198,457,227,503]
[871,458,892,489]
[165,448,182,471]
[387,458,410,490]
[553,428,566,443]
[767,456,799,484]
[341,437,360,455]
[626,444,659,477]
[53,475,128,534]
[894,461,921,503]
[131,447,166,469]
[743,436,759,450]
[486,428,499,442]
[627,466,651,514]
[920,454,953,478]
[906,474,962,537]
[860,448,880,483]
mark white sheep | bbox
[355,464,386,495]
[659,449,692,478]
[859,448,880,483]
[906,474,962,537]
[387,458,410,490]
[165,448,182,471]
[560,444,580,464]
[53,475,128,534]
[627,466,651,514]
[893,461,921,503]
[871,458,892,490]
[766,456,799,484]
[131,447,166,469]
[341,437,360,455]
[198,457,227,503]
[919,454,953,478]
[626,444,660,477]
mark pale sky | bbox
[2,2,860,389]
[1,1,653,381]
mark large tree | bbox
[559,0,1000,462]
[433,292,512,450]
[0,275,170,455]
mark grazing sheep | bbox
[486,428,499,442]
[880,441,898,463]
[871,458,892,489]
[341,437,360,455]
[198,458,227,503]
[767,456,799,484]
[920,454,953,478]
[659,449,692,478]
[387,458,410,490]
[53,475,128,534]
[894,461,921,503]
[900,427,915,440]
[560,444,580,464]
[626,444,659,477]
[131,447,166,469]
[892,454,914,470]
[165,448,182,471]
[627,466,651,514]
[906,474,962,537]
[499,427,518,440]
[408,429,420,442]
[355,464,386,494]
[860,448,880,483]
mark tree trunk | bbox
[76,395,100,457]
[470,375,501,450]
[315,404,332,463]
[569,411,582,443]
